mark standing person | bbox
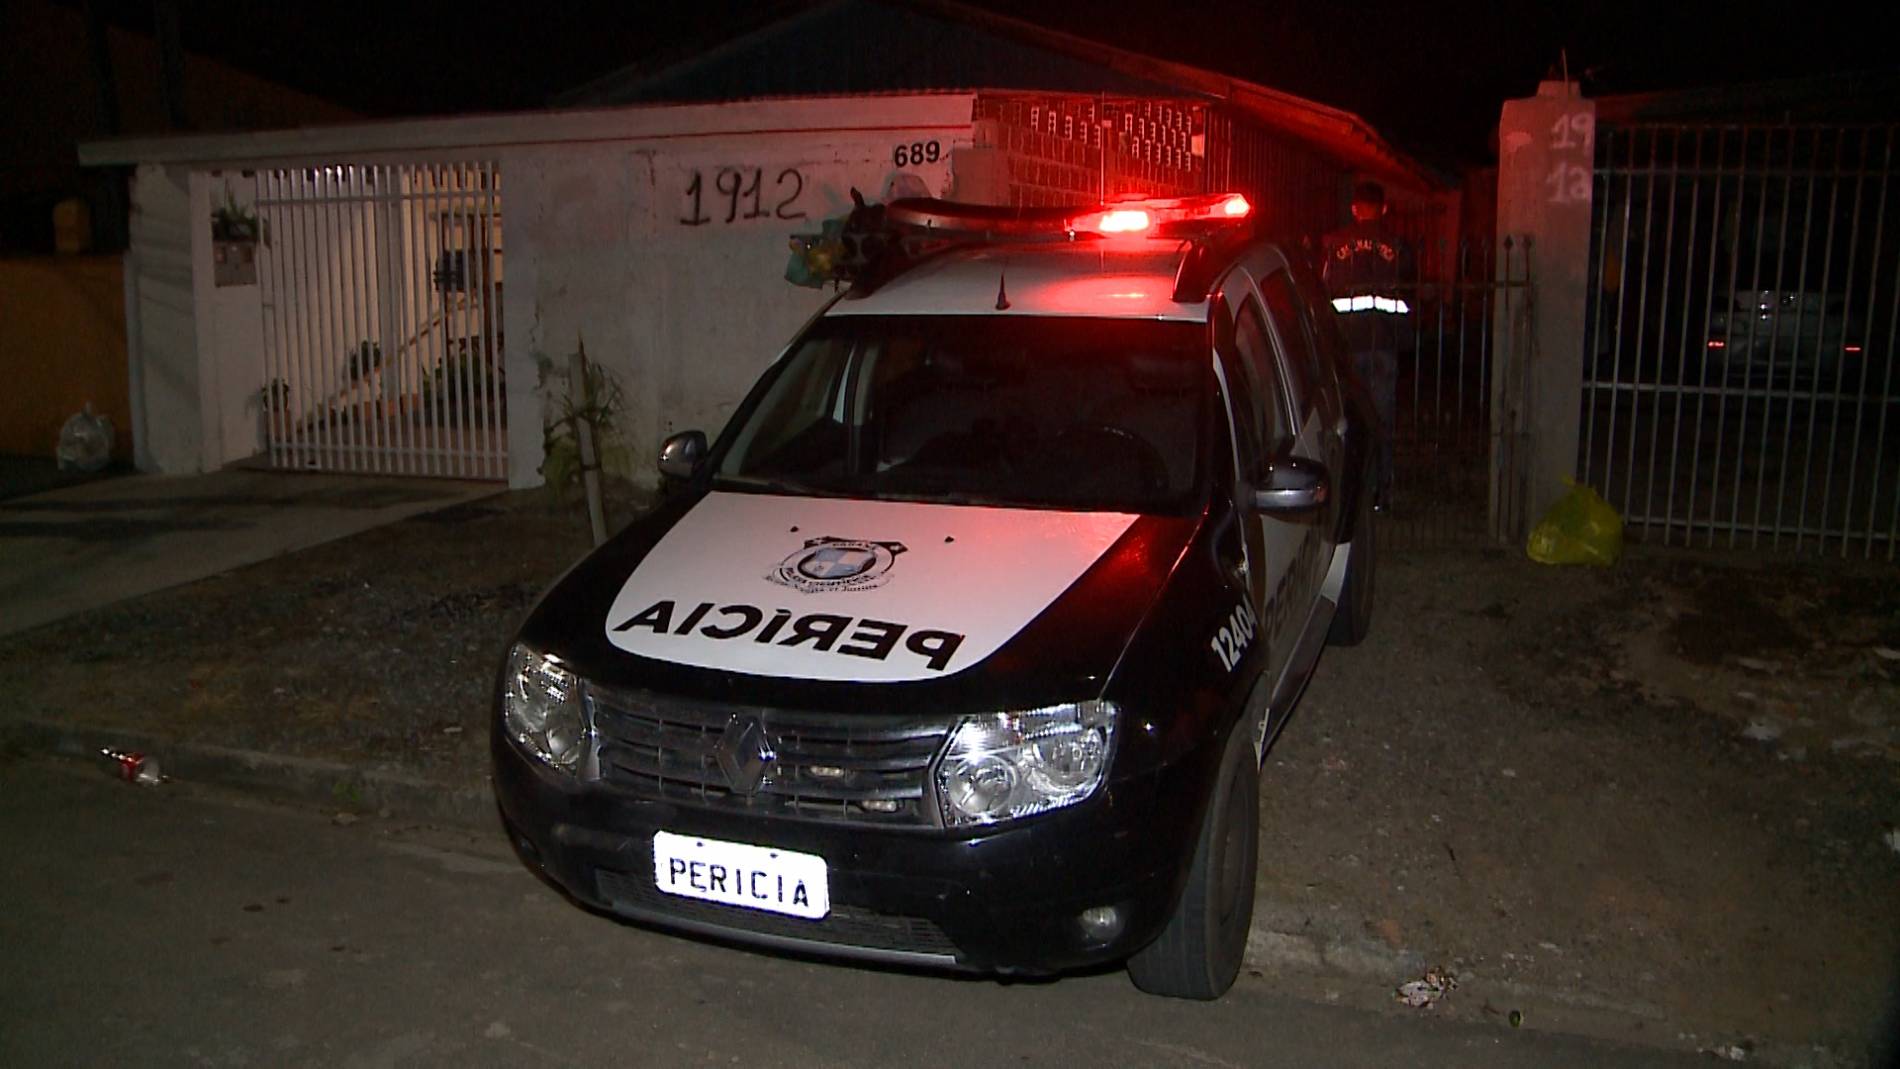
[1322,181,1413,510]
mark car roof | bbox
[827,239,1212,322]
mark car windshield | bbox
[713,315,1210,513]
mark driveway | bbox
[0,468,496,637]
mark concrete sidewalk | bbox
[0,468,497,637]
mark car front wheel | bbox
[1126,717,1259,999]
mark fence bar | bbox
[481,164,505,479]
[1637,129,1684,530]
[1717,130,1755,546]
[1659,129,1703,543]
[1617,129,1659,518]
[413,166,439,476]
[405,165,430,476]
[1694,132,1740,546]
[379,168,407,475]
[456,166,480,478]
[295,171,327,470]
[327,168,353,471]
[1851,129,1896,558]
[291,169,315,471]
[1754,128,1804,547]
[347,164,376,472]
[258,171,284,469]
[1814,129,1871,554]
[1793,132,1839,550]
[449,166,472,479]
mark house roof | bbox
[77,94,980,168]
[561,0,1446,192]
[1594,70,1900,126]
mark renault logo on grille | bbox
[714,715,775,795]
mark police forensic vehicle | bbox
[493,192,1379,1000]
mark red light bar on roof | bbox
[1094,209,1153,233]
[1068,193,1252,237]
[883,193,1254,243]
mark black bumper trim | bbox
[595,879,965,971]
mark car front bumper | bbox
[492,728,1213,975]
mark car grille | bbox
[586,684,950,827]
[595,867,959,959]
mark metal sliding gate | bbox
[1582,124,1899,558]
[1384,240,1532,545]
[255,161,505,479]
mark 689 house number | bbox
[680,167,809,226]
[892,140,942,167]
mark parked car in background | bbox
[1706,288,1870,390]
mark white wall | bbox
[126,162,199,473]
[189,170,268,470]
[499,95,972,488]
[128,94,974,485]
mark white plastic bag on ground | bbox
[56,403,114,472]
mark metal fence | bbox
[255,161,506,480]
[1582,123,1899,558]
[972,94,1204,207]
[1379,239,1532,546]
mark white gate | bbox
[255,162,505,479]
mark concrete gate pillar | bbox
[1492,80,1596,541]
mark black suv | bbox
[493,194,1378,999]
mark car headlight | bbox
[501,643,588,774]
[933,701,1117,827]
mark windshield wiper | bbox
[711,474,848,498]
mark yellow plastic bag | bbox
[1526,479,1623,566]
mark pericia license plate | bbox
[652,830,830,919]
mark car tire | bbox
[1327,489,1376,646]
[1127,717,1259,1000]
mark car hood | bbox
[521,490,1198,713]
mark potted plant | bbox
[211,185,262,286]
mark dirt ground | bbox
[1,488,1895,1063]
[1263,540,1900,1063]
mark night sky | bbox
[66,0,1897,166]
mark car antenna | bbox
[994,261,1011,311]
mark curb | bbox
[10,716,1398,974]
[2,716,1674,1038]
[1244,926,1425,979]
[5,718,493,829]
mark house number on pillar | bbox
[679,167,810,226]
[1544,112,1594,205]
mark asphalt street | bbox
[0,757,1704,1068]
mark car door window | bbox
[722,334,856,477]
[1283,252,1354,387]
[1259,269,1335,423]
[1231,297,1290,456]
[1214,300,1263,482]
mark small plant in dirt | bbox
[536,335,629,500]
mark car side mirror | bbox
[657,430,708,480]
[1250,455,1329,514]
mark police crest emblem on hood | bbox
[768,537,906,594]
